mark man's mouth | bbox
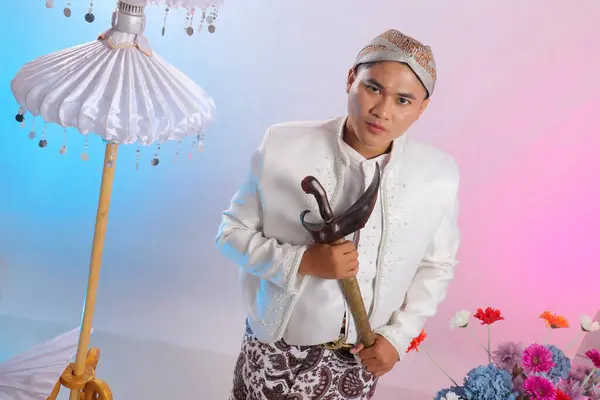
[366,122,385,133]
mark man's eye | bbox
[367,85,379,93]
[398,98,410,105]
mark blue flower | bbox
[462,364,518,400]
[544,344,571,382]
[434,386,465,400]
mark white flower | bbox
[450,310,470,329]
[580,315,600,332]
[442,392,461,400]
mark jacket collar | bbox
[325,116,408,169]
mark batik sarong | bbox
[230,321,378,399]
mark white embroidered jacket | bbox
[216,117,460,358]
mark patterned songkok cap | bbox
[354,29,437,97]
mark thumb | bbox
[350,343,364,354]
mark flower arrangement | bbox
[406,308,600,400]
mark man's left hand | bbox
[351,335,399,377]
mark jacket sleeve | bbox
[215,127,308,295]
[374,189,461,359]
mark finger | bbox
[362,360,390,374]
[358,347,377,360]
[361,358,382,369]
[336,266,356,279]
[344,262,359,275]
[372,369,388,378]
[365,364,388,376]
[336,241,356,253]
[351,343,364,354]
[342,250,359,261]
[343,258,359,272]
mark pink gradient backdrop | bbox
[0,0,598,395]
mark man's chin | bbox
[358,133,392,151]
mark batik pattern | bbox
[230,322,378,400]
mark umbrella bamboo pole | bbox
[66,143,118,400]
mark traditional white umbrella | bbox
[44,0,223,37]
[0,328,82,400]
[11,1,216,399]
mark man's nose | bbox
[371,96,392,120]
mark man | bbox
[216,29,460,399]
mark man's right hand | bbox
[298,241,359,279]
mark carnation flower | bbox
[474,307,505,325]
[586,349,600,368]
[450,310,470,328]
[581,315,600,332]
[522,376,556,400]
[492,341,523,372]
[406,329,426,353]
[462,364,517,400]
[522,344,555,374]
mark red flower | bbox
[406,329,427,353]
[474,307,505,325]
[585,349,600,368]
[555,390,571,400]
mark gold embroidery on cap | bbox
[356,44,388,60]
[359,30,437,82]
[381,30,436,81]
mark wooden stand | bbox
[47,348,112,400]
[47,144,118,400]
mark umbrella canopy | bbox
[11,1,216,150]
[0,328,82,400]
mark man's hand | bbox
[298,241,359,279]
[351,335,399,377]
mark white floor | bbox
[0,315,434,399]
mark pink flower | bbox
[522,344,555,374]
[522,376,556,400]
[586,349,600,368]
[492,341,523,371]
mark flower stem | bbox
[487,325,491,364]
[564,331,584,353]
[582,367,597,388]
[467,326,490,356]
[423,347,459,387]
[544,328,552,345]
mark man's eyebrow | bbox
[365,78,417,100]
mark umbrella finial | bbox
[114,1,146,34]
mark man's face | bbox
[346,61,430,155]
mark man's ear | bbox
[346,67,357,93]
[416,98,430,119]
